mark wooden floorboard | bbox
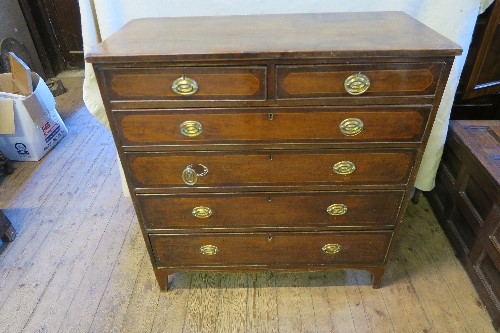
[213,274,248,333]
[245,273,279,333]
[149,273,191,333]
[0,73,496,333]
[88,221,146,333]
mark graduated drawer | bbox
[138,191,404,230]
[276,62,443,98]
[103,66,266,101]
[113,106,431,146]
[150,231,392,267]
[125,149,416,188]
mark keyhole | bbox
[268,196,272,202]
[267,234,273,242]
[268,154,273,161]
[268,113,274,120]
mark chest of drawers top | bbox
[87,11,460,63]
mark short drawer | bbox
[150,231,392,267]
[137,191,404,230]
[276,62,443,99]
[125,149,416,189]
[113,106,430,147]
[103,66,266,101]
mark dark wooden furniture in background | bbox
[87,12,460,290]
[0,152,16,248]
[0,210,16,248]
[429,1,500,326]
[452,0,500,120]
[427,120,499,330]
[18,0,83,77]
[0,151,14,177]
[0,151,16,252]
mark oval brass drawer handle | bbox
[344,73,370,95]
[192,206,212,218]
[180,120,203,137]
[333,161,356,175]
[200,244,219,256]
[172,75,198,96]
[339,118,364,136]
[327,204,347,216]
[182,163,208,185]
[322,243,341,255]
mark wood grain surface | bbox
[86,12,461,63]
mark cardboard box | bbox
[0,55,67,161]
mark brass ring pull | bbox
[339,118,364,136]
[322,243,341,255]
[200,245,219,255]
[333,161,356,175]
[180,120,203,137]
[327,204,347,216]
[192,206,212,218]
[344,73,370,95]
[182,164,208,185]
[172,75,198,96]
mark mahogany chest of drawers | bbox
[428,120,499,329]
[86,12,461,290]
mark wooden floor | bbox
[0,73,496,333]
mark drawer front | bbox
[459,171,494,229]
[150,231,392,267]
[126,149,416,188]
[104,66,266,101]
[276,63,443,98]
[138,191,404,229]
[113,106,430,146]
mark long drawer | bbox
[125,149,416,188]
[138,191,404,230]
[276,62,443,98]
[150,231,392,267]
[103,66,267,101]
[113,106,430,147]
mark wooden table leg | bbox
[371,267,385,289]
[154,269,169,291]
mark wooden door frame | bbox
[17,0,83,78]
[463,0,500,99]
